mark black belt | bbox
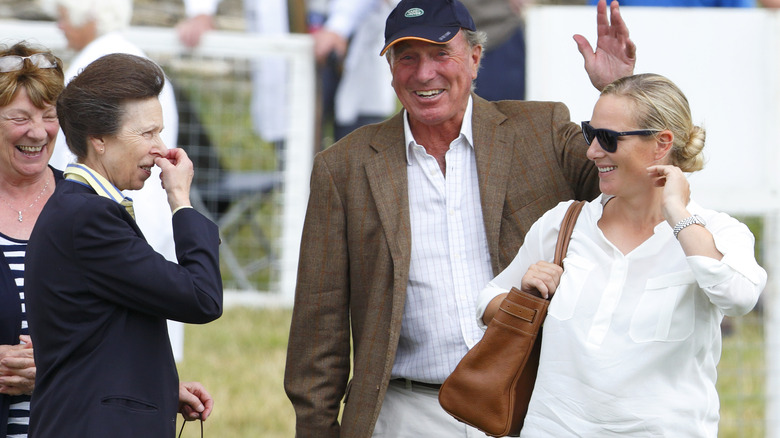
[390,378,442,391]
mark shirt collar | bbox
[64,163,130,204]
[403,95,475,165]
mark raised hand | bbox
[573,0,637,91]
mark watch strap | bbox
[673,215,705,239]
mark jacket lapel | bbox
[471,95,513,276]
[364,113,412,281]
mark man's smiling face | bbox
[389,30,481,131]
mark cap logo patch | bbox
[404,8,424,18]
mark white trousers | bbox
[373,380,489,438]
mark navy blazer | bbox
[25,179,222,438]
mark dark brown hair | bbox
[0,41,64,108]
[56,53,165,159]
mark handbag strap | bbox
[553,201,586,267]
[178,414,204,438]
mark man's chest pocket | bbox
[629,270,697,343]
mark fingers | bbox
[647,164,682,180]
[521,262,564,299]
[178,383,204,421]
[608,1,624,34]
[179,381,214,421]
[177,23,203,48]
[199,390,214,420]
[0,374,36,394]
[646,165,668,187]
[0,372,35,388]
[608,1,636,59]
[313,31,348,64]
[161,147,193,168]
[648,165,691,221]
[596,0,610,34]
[176,15,214,48]
[573,34,594,63]
[154,148,194,188]
[1,354,35,371]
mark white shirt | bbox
[391,97,494,383]
[477,195,766,437]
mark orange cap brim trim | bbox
[380,36,450,56]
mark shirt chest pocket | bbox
[629,270,697,343]
[548,255,595,321]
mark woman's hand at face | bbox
[155,148,194,212]
[647,164,691,225]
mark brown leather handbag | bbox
[438,200,585,437]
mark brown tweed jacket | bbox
[284,95,600,437]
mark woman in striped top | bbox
[0,42,64,437]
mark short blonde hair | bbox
[601,73,705,172]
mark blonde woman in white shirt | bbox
[477,73,766,437]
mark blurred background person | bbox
[177,0,289,163]
[462,0,528,101]
[0,41,63,438]
[309,0,399,145]
[25,53,221,437]
[44,0,185,358]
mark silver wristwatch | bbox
[673,214,706,239]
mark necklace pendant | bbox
[17,211,22,222]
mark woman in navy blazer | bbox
[24,53,223,437]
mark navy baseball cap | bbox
[380,0,476,56]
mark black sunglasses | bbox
[581,121,658,153]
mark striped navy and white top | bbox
[0,233,30,438]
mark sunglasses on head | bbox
[0,53,58,73]
[581,121,658,153]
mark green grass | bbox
[175,306,765,437]
[718,312,766,437]
[175,307,295,437]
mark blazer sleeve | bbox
[284,153,351,438]
[551,102,600,202]
[73,200,222,324]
